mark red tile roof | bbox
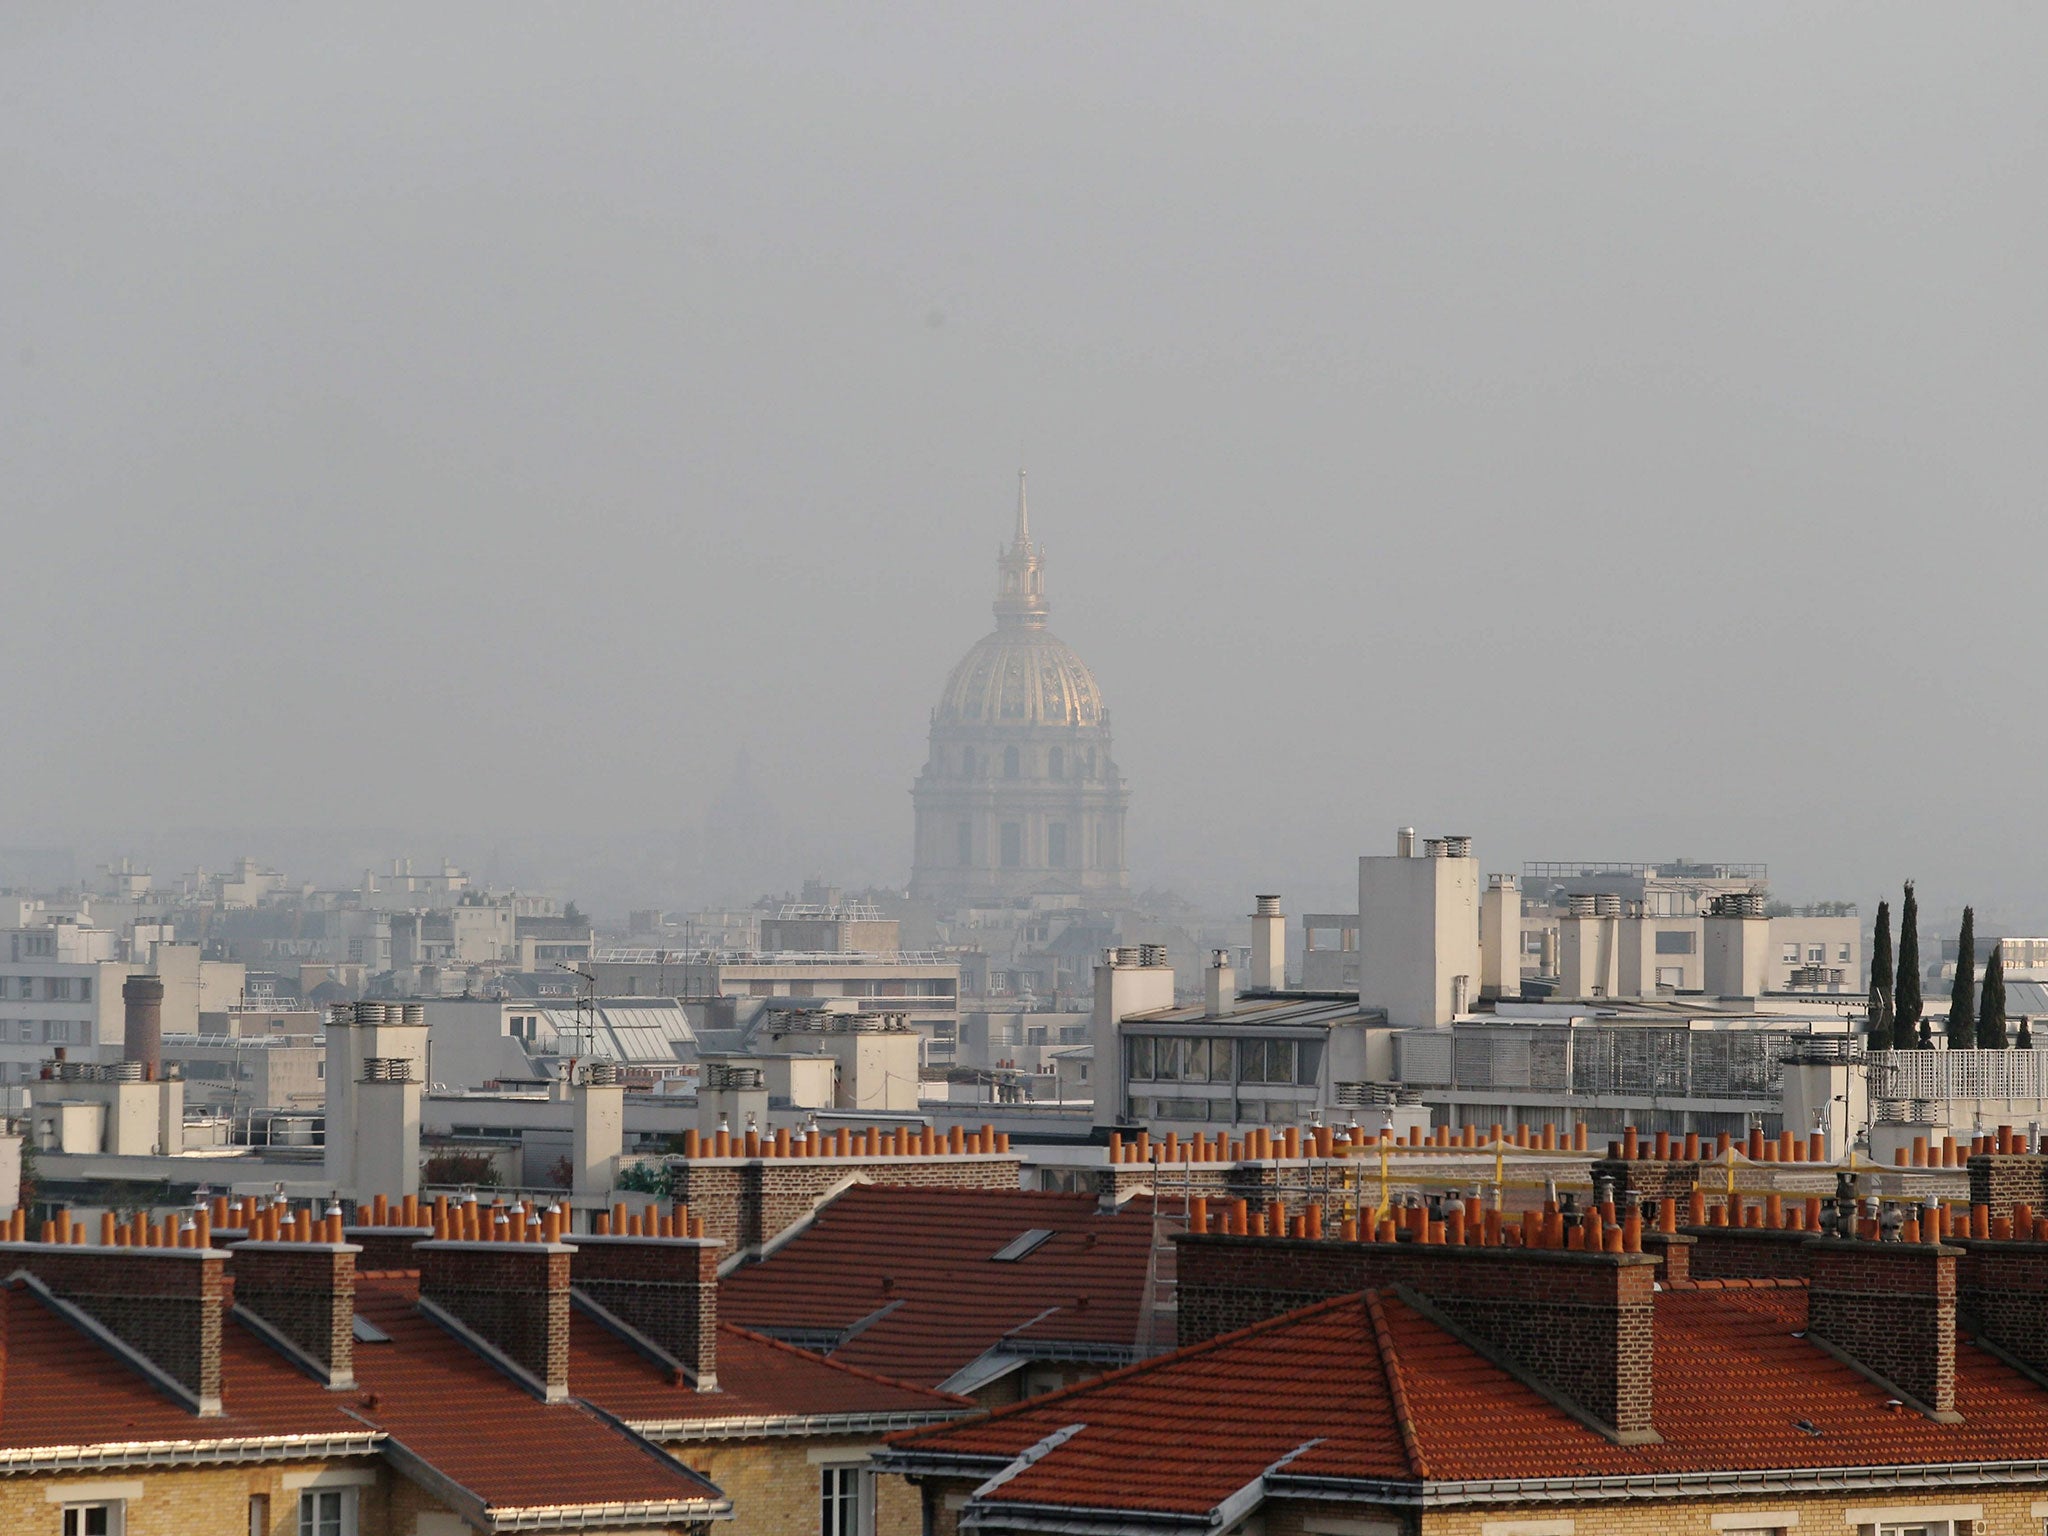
[569,1310,968,1430]
[719,1186,1158,1388]
[887,1282,2048,1517]
[0,1267,723,1522]
[350,1273,723,1515]
[0,1281,360,1452]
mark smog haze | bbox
[4,5,2044,924]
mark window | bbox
[1003,746,1020,779]
[1654,930,1695,955]
[78,978,90,1002]
[1240,1039,1296,1084]
[961,747,977,777]
[999,823,1022,868]
[1047,823,1068,868]
[62,1509,121,1536]
[1296,1039,1323,1084]
[1838,944,1852,963]
[1048,747,1063,779]
[1808,945,1826,964]
[1128,1036,1155,1080]
[956,822,973,867]
[1781,943,1800,964]
[298,1488,352,1536]
[820,1466,871,1536]
[248,1495,269,1536]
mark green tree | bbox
[2019,1016,2034,1050]
[1948,907,1976,1047]
[1897,881,1923,1048]
[422,1151,502,1188]
[1981,943,2009,1048]
[1867,899,1894,1050]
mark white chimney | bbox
[1249,895,1285,992]
[572,1058,625,1196]
[1396,827,1418,858]
[1205,949,1237,1016]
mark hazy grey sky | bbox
[5,6,2045,922]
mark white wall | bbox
[1359,845,1480,1028]
[1089,957,1176,1127]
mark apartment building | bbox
[883,1164,2048,1536]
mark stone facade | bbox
[683,1437,918,1536]
[0,1461,467,1536]
[908,1468,2048,1536]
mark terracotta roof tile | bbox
[0,1281,359,1451]
[720,1186,1157,1388]
[891,1282,2048,1514]
[894,1293,1411,1514]
[348,1274,723,1514]
[570,1309,967,1426]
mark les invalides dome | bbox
[910,474,1130,906]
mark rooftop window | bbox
[990,1228,1055,1262]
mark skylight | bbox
[990,1228,1056,1262]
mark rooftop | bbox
[719,1185,1159,1391]
[887,1280,2048,1518]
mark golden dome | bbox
[937,626,1104,729]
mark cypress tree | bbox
[1896,881,1923,1048]
[1948,906,1976,1047]
[1981,943,2009,1048]
[1867,899,1894,1050]
[2019,1016,2034,1050]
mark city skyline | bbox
[5,7,2045,923]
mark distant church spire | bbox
[993,471,1048,629]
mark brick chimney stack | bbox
[2,1240,224,1413]
[230,1237,360,1389]
[1175,1233,1658,1443]
[122,974,164,1079]
[571,1233,722,1390]
[1806,1237,1961,1421]
[418,1239,574,1401]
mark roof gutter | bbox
[632,1408,965,1443]
[0,1435,383,1476]
[1270,1458,2048,1509]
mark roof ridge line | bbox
[886,1289,1372,1445]
[718,1321,972,1404]
[8,1269,220,1417]
[1384,1284,1659,1448]
[570,1288,714,1394]
[1363,1289,1430,1480]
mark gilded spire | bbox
[993,471,1048,628]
